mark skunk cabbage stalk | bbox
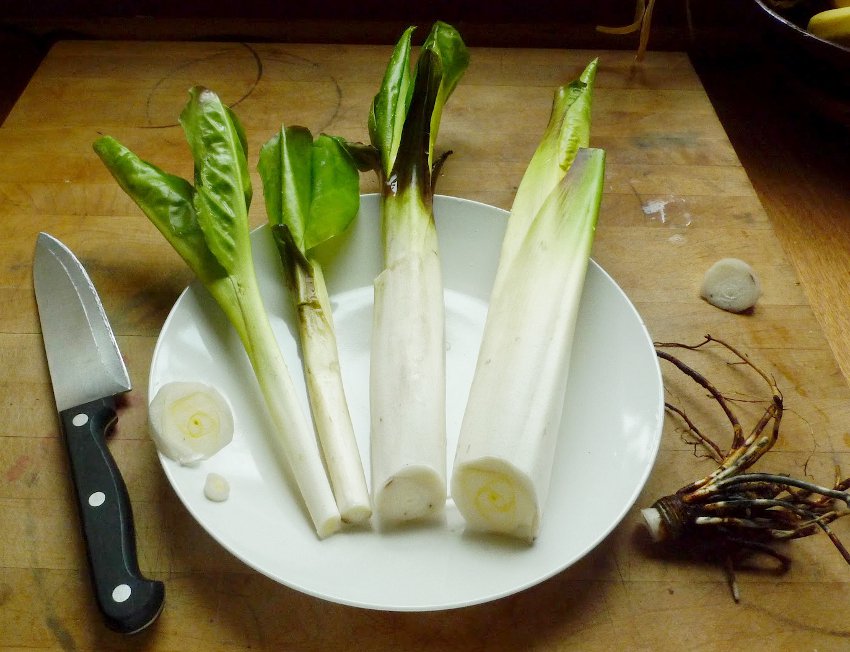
[257,125,371,524]
[366,22,469,523]
[93,87,341,538]
[451,60,605,541]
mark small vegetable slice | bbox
[451,60,604,541]
[204,473,231,502]
[149,381,234,465]
[700,257,761,313]
[258,126,371,524]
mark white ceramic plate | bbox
[149,194,664,611]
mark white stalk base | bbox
[370,252,447,524]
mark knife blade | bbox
[33,232,164,634]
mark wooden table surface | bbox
[2,40,849,651]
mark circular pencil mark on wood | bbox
[140,43,343,134]
[142,43,263,128]
[257,47,343,134]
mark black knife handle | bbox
[59,397,165,634]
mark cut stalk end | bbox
[341,504,373,525]
[641,507,667,542]
[374,466,446,523]
[451,461,538,542]
[315,514,343,539]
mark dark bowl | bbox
[750,0,850,122]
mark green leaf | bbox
[258,125,314,251]
[390,48,443,197]
[501,58,598,269]
[179,86,253,275]
[258,128,360,256]
[369,22,469,197]
[305,134,360,250]
[421,21,470,163]
[555,58,597,174]
[226,105,253,209]
[92,134,248,344]
[523,147,605,256]
[338,140,381,173]
[270,223,310,289]
[92,135,224,283]
[368,26,415,176]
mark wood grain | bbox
[1,40,848,650]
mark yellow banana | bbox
[808,7,850,43]
[833,0,850,8]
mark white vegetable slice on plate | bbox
[451,60,604,541]
[149,381,234,465]
[204,473,231,502]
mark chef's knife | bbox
[33,232,164,634]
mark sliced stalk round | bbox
[204,473,231,502]
[700,257,761,313]
[148,381,234,465]
[375,466,446,523]
[451,460,537,540]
